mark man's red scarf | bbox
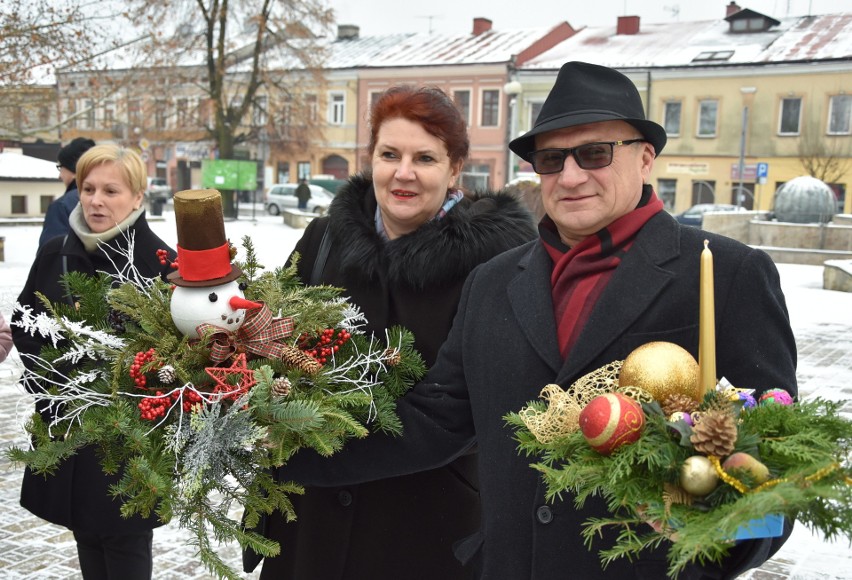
[540,186,663,358]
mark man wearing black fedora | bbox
[281,62,796,578]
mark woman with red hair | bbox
[253,86,536,579]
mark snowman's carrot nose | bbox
[229,296,262,310]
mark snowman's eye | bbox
[238,282,248,291]
[208,293,218,302]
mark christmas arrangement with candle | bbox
[507,240,852,577]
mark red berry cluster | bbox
[130,348,161,389]
[156,248,178,270]
[138,389,204,421]
[298,328,351,365]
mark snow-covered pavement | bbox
[0,211,850,578]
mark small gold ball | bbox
[619,342,700,403]
[680,455,719,496]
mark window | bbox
[697,100,718,137]
[40,195,54,213]
[128,98,143,128]
[305,94,318,124]
[65,99,76,128]
[277,161,290,183]
[663,101,682,136]
[38,105,50,127]
[11,195,27,214]
[328,92,345,125]
[176,98,190,127]
[82,99,95,129]
[196,99,210,128]
[103,100,115,128]
[453,90,471,124]
[778,97,801,135]
[828,95,851,135]
[731,17,768,32]
[692,180,716,205]
[461,162,491,191]
[154,99,167,129]
[253,96,268,127]
[657,179,677,211]
[297,161,311,180]
[481,89,500,127]
[692,50,734,62]
[529,101,544,129]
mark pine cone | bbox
[690,409,738,457]
[157,364,176,384]
[271,377,291,398]
[661,393,699,417]
[281,345,322,375]
[383,348,402,367]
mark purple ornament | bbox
[738,392,757,409]
[759,388,793,406]
[669,411,694,426]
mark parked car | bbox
[146,177,172,202]
[675,203,743,227]
[264,183,334,216]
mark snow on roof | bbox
[524,13,852,70]
[0,153,59,180]
[224,25,565,72]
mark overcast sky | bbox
[328,0,852,36]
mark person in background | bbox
[253,85,537,579]
[277,62,797,579]
[0,311,12,362]
[13,144,175,579]
[295,178,311,210]
[40,137,96,247]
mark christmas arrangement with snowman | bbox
[10,188,424,578]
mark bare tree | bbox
[0,0,129,86]
[798,119,852,185]
[122,0,334,215]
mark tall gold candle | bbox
[698,239,717,399]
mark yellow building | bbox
[518,6,852,214]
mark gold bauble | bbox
[680,455,719,496]
[618,342,700,403]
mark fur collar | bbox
[327,174,536,290]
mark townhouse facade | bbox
[2,4,850,218]
[517,4,852,214]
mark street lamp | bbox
[737,86,757,208]
[503,80,523,186]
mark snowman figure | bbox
[167,189,260,338]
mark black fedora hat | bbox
[509,61,667,162]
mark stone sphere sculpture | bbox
[773,176,837,224]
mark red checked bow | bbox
[198,303,295,364]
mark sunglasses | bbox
[528,139,646,174]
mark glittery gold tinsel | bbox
[520,362,622,444]
[710,456,849,495]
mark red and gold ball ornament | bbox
[579,393,646,455]
[618,341,701,403]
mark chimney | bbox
[473,17,492,36]
[726,2,742,17]
[337,24,359,40]
[616,15,640,35]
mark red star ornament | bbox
[205,353,257,401]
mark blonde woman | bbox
[13,145,176,579]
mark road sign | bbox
[757,162,769,178]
